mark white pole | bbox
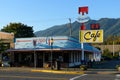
[81,43,84,61]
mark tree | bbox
[0,43,6,54]
[1,23,35,38]
[104,35,120,45]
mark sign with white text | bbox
[77,15,90,23]
[80,30,103,43]
[15,36,81,49]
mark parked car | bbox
[1,61,10,67]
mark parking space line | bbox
[70,74,87,80]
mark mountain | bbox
[34,18,120,39]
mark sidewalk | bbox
[0,67,119,75]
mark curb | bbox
[97,71,120,74]
[31,69,85,74]
[31,69,120,75]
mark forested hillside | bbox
[35,18,120,44]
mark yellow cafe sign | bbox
[80,30,103,43]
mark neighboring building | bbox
[0,32,14,66]
[94,45,120,53]
[7,36,101,68]
[0,32,14,49]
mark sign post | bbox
[77,6,89,64]
[77,6,103,63]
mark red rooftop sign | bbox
[78,6,88,15]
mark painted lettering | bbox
[84,31,100,41]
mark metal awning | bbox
[6,48,94,53]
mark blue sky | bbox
[0,0,120,32]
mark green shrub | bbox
[116,64,120,69]
[80,65,87,71]
[115,64,120,71]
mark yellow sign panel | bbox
[80,30,103,43]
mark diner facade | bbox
[7,36,101,68]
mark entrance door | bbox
[37,53,43,67]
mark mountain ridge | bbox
[35,18,120,39]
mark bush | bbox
[80,65,87,71]
[116,64,120,69]
[116,64,120,71]
[102,48,119,60]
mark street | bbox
[75,74,116,80]
[0,68,119,80]
[0,69,78,80]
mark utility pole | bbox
[113,37,115,56]
[69,18,72,36]
[112,35,115,56]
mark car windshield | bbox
[2,56,9,61]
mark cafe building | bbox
[7,36,101,68]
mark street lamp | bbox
[50,38,54,70]
[33,40,37,68]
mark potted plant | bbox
[80,65,87,71]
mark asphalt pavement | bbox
[1,67,120,80]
